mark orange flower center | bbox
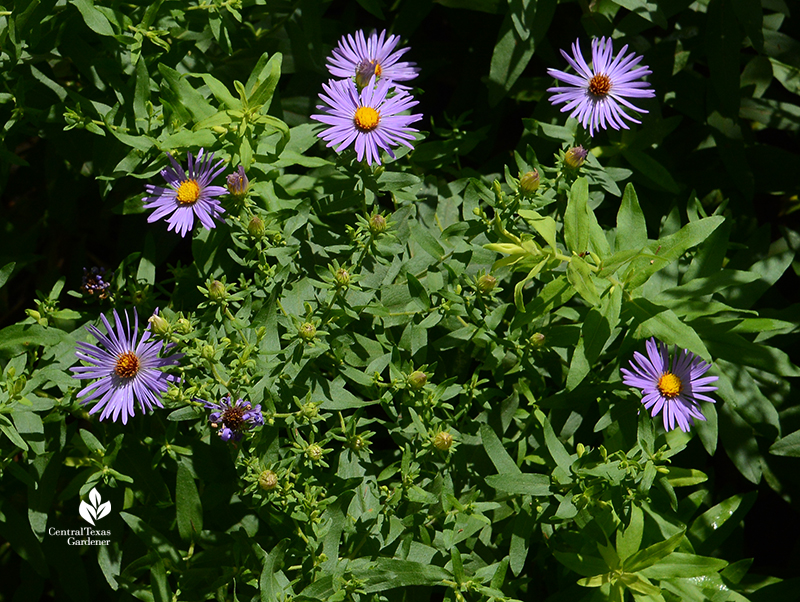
[588,74,612,98]
[375,63,383,78]
[657,373,683,398]
[354,106,380,132]
[114,352,140,379]
[176,179,201,205]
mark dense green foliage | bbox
[1,0,800,601]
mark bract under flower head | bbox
[547,37,655,136]
[621,337,718,432]
[144,149,228,237]
[70,309,183,424]
[204,395,264,442]
[311,77,422,166]
[327,29,418,89]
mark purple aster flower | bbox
[311,77,422,166]
[226,165,249,198]
[143,149,227,237]
[71,309,183,424]
[621,338,718,433]
[81,267,113,299]
[327,30,418,89]
[547,37,655,136]
[204,396,264,442]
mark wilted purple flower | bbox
[621,338,718,432]
[71,309,183,424]
[204,395,264,442]
[547,38,655,136]
[227,165,249,198]
[143,149,227,237]
[81,267,113,299]
[311,76,422,166]
[327,30,418,89]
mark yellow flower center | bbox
[588,74,612,98]
[114,352,140,379]
[374,63,383,78]
[176,179,201,205]
[354,106,380,132]
[222,405,247,430]
[657,373,683,398]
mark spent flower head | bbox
[547,37,655,136]
[81,267,113,300]
[71,309,183,424]
[204,395,264,442]
[143,149,227,237]
[621,337,718,432]
[327,29,418,89]
[311,77,422,166]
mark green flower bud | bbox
[248,216,265,238]
[368,213,387,235]
[208,280,227,302]
[301,402,319,419]
[12,375,26,396]
[335,268,351,287]
[519,170,540,195]
[176,318,193,335]
[259,470,278,491]
[349,435,366,451]
[576,442,586,458]
[530,332,546,349]
[476,274,497,294]
[564,145,588,169]
[148,313,170,336]
[306,444,324,462]
[298,322,317,341]
[201,344,215,360]
[408,370,427,390]
[433,431,453,451]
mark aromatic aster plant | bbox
[1,2,800,602]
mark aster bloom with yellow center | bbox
[327,29,418,89]
[311,76,422,166]
[143,149,228,237]
[71,309,183,424]
[203,396,264,442]
[621,337,718,432]
[547,37,655,137]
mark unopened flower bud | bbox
[201,345,215,360]
[476,274,497,294]
[248,216,265,238]
[176,318,193,334]
[227,165,249,197]
[148,313,170,335]
[259,470,278,491]
[12,375,26,396]
[299,322,317,341]
[368,213,387,235]
[355,59,381,89]
[433,431,453,451]
[306,444,324,462]
[335,268,351,287]
[576,442,586,457]
[565,146,588,169]
[408,371,427,390]
[519,170,540,195]
[530,332,546,349]
[301,402,319,419]
[350,435,366,451]
[208,280,226,302]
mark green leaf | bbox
[195,73,240,110]
[351,558,451,593]
[623,529,685,573]
[119,512,181,565]
[410,222,445,260]
[0,262,15,288]
[509,505,534,576]
[567,256,601,306]
[638,552,728,579]
[176,462,203,541]
[0,324,65,358]
[625,298,710,359]
[518,209,558,250]
[248,52,282,111]
[553,551,609,578]
[616,184,647,252]
[485,473,550,496]
[770,430,800,457]
[622,150,679,194]
[688,492,756,555]
[150,560,171,602]
[536,409,573,471]
[564,177,589,254]
[480,424,520,474]
[616,505,644,562]
[70,0,115,36]
[260,539,290,602]
[664,467,708,487]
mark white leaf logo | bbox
[79,488,111,525]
